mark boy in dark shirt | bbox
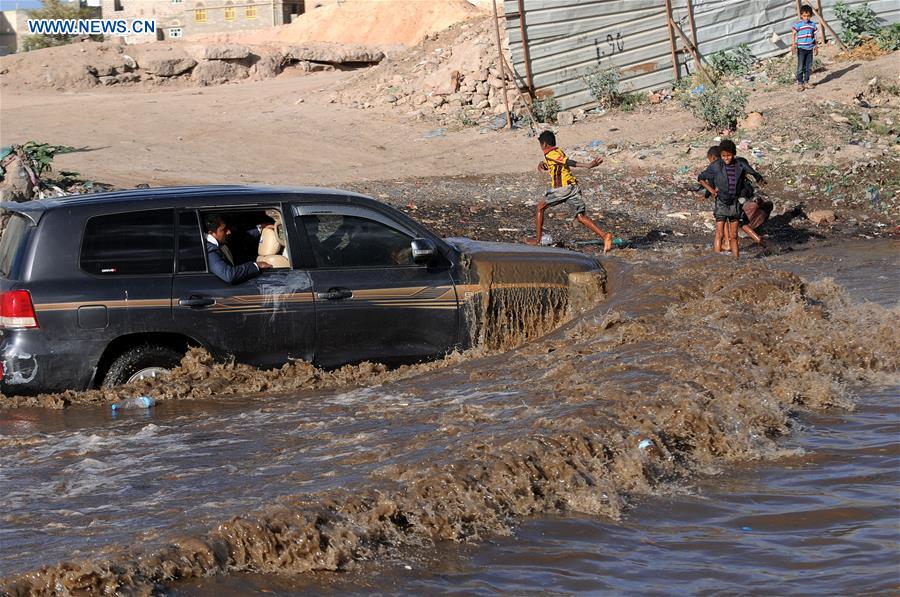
[700,145,769,251]
[698,140,764,257]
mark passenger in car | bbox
[204,214,272,284]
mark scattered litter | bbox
[677,166,690,175]
[741,526,753,532]
[866,187,880,207]
[423,128,447,138]
[612,238,630,248]
[587,140,604,149]
[497,227,520,232]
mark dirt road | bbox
[0,70,693,188]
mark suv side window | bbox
[300,214,414,268]
[177,211,206,273]
[80,209,174,276]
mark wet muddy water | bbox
[1,240,897,594]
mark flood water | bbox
[1,240,897,594]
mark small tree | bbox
[531,95,560,123]
[583,65,622,109]
[834,0,880,48]
[679,84,748,131]
[707,44,755,79]
[21,0,102,52]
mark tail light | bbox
[1,290,39,329]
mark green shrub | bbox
[707,44,755,79]
[875,23,900,51]
[456,109,478,128]
[582,65,622,109]
[531,95,560,123]
[619,92,646,112]
[21,141,76,177]
[21,0,101,52]
[679,84,748,130]
[834,1,880,48]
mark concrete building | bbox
[0,9,27,55]
[100,0,305,42]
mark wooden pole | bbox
[492,0,512,129]
[670,19,713,83]
[795,0,802,16]
[816,0,827,43]
[516,0,536,97]
[685,0,699,51]
[812,5,848,51]
[664,0,680,80]
[501,54,538,134]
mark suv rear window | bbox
[80,209,174,275]
[0,214,30,279]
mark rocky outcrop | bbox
[285,43,384,64]
[203,44,251,61]
[191,60,249,86]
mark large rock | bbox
[191,60,249,86]
[246,53,281,79]
[808,209,836,225]
[132,46,197,77]
[0,155,36,203]
[285,43,384,64]
[740,111,764,130]
[203,44,251,61]
[556,111,575,126]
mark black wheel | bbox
[102,344,183,388]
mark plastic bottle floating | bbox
[111,396,156,412]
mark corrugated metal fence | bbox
[504,0,899,110]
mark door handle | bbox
[178,296,216,308]
[315,288,353,301]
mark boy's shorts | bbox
[543,185,586,221]
[713,195,741,222]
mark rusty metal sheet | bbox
[505,0,899,111]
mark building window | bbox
[224,4,235,21]
[168,27,183,38]
[114,0,123,11]
[171,0,182,4]
[245,5,257,20]
[195,8,207,23]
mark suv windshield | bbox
[0,214,31,279]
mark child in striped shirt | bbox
[792,4,821,91]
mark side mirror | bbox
[411,238,437,264]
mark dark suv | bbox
[0,186,603,395]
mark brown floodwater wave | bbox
[1,248,897,595]
[1,251,604,410]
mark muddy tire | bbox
[102,344,183,388]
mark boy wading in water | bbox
[792,4,820,91]
[698,140,764,258]
[527,130,613,251]
[701,145,769,251]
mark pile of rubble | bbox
[332,17,526,121]
[0,40,385,90]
